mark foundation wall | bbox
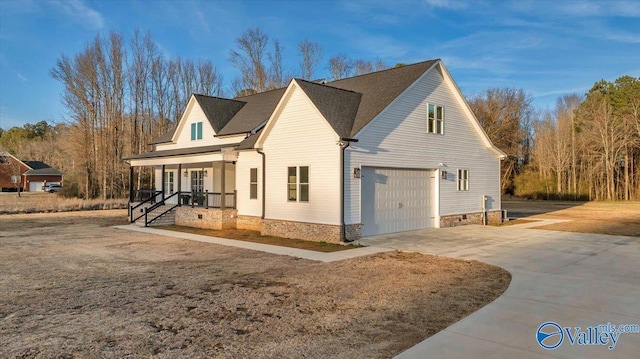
[261,219,342,243]
[236,215,263,231]
[175,207,237,230]
[440,210,502,227]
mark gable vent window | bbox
[287,166,309,202]
[191,121,203,141]
[457,169,469,191]
[427,104,444,134]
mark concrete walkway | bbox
[114,225,392,263]
[361,219,640,358]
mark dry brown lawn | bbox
[158,225,360,252]
[522,201,640,237]
[0,210,510,359]
[0,192,127,214]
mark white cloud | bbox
[422,0,468,10]
[49,0,105,30]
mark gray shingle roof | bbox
[23,161,63,176]
[216,88,286,136]
[295,79,362,138]
[328,60,438,137]
[148,59,439,148]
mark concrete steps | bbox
[132,204,177,227]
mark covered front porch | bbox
[126,147,238,227]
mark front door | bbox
[191,170,204,193]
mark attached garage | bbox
[29,181,45,192]
[361,167,435,236]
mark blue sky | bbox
[1,0,639,130]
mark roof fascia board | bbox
[171,94,197,143]
[0,152,31,169]
[438,62,507,158]
[255,80,340,148]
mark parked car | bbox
[44,183,62,193]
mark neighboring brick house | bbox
[126,59,506,242]
[0,152,63,192]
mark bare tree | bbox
[229,28,269,92]
[328,53,352,80]
[298,38,323,80]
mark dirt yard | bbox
[503,200,640,237]
[0,210,510,359]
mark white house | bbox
[125,59,506,242]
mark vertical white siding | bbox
[345,67,501,224]
[236,151,262,217]
[262,85,342,225]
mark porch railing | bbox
[183,190,236,209]
[129,190,163,223]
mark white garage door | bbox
[361,168,434,236]
[29,181,45,192]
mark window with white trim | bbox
[287,166,309,202]
[190,121,203,140]
[250,168,258,199]
[164,171,174,194]
[427,104,444,134]
[457,169,469,191]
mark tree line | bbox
[1,27,638,200]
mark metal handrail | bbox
[145,191,180,227]
[130,190,163,222]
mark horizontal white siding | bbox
[345,65,501,224]
[156,100,244,151]
[263,85,341,225]
[236,151,262,217]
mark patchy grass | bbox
[157,225,361,252]
[0,192,127,214]
[506,200,640,237]
[0,211,511,359]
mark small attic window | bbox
[191,122,203,140]
[427,104,444,135]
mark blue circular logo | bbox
[537,321,564,350]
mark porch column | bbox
[161,165,166,201]
[221,161,226,209]
[177,164,182,205]
[129,166,134,202]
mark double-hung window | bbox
[427,104,444,134]
[249,168,258,199]
[457,169,469,191]
[190,122,203,141]
[287,166,309,202]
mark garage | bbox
[361,167,434,236]
[29,181,45,192]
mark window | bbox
[191,170,204,193]
[287,166,309,202]
[250,168,258,199]
[427,104,444,134]
[457,169,469,191]
[164,171,174,194]
[190,121,203,140]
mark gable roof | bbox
[294,79,362,138]
[327,60,438,137]
[150,59,441,145]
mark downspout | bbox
[256,148,266,219]
[339,138,358,242]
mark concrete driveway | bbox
[361,220,640,358]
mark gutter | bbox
[256,148,266,219]
[339,138,358,242]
